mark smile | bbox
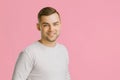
[47,32,56,36]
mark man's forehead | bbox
[41,13,60,20]
[40,15,60,24]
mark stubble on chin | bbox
[46,34,59,42]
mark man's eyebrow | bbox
[42,22,49,25]
[53,21,60,24]
[42,21,60,24]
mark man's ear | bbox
[37,23,41,31]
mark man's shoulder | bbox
[17,41,38,61]
[22,41,39,53]
[57,43,68,51]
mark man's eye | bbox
[54,23,59,26]
[43,25,48,27]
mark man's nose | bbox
[49,25,54,31]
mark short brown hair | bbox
[38,7,60,22]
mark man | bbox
[12,7,71,80]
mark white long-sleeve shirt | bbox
[12,41,71,80]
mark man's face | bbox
[38,13,61,42]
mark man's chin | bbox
[46,35,59,42]
[47,39,56,42]
[46,37,57,42]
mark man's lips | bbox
[47,32,56,37]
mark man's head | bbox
[37,7,61,43]
[37,7,60,22]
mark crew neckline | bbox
[36,40,58,49]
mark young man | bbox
[12,7,71,80]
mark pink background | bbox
[0,0,120,80]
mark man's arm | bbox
[12,50,34,80]
[65,47,71,80]
[66,67,71,80]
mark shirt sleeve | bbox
[12,50,34,80]
[65,47,71,80]
[66,67,71,80]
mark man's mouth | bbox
[47,32,56,37]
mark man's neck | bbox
[38,39,56,47]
